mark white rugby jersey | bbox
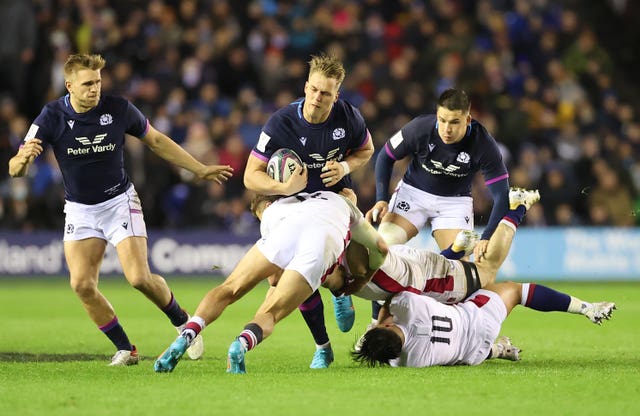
[389,291,470,367]
[388,290,507,367]
[259,191,363,241]
[355,245,468,304]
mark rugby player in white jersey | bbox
[354,282,615,368]
[9,54,233,366]
[154,190,388,373]
[350,190,616,367]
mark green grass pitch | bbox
[0,277,637,416]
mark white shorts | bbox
[458,289,507,365]
[388,180,474,231]
[63,185,147,246]
[256,217,346,292]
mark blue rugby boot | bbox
[332,294,355,332]
[309,346,334,369]
[154,336,188,373]
[226,339,247,374]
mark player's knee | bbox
[70,278,98,299]
[127,272,154,291]
[378,222,408,245]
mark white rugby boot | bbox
[491,336,521,361]
[582,302,616,325]
[451,230,481,256]
[109,345,139,366]
[509,187,540,210]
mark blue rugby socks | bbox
[99,316,133,351]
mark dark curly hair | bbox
[351,327,402,367]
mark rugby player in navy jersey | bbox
[8,54,233,366]
[362,88,510,332]
[242,53,375,368]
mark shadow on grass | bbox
[0,352,156,363]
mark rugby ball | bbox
[267,148,303,182]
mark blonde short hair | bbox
[63,54,106,81]
[308,53,346,85]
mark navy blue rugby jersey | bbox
[251,98,370,193]
[383,114,508,197]
[24,94,148,204]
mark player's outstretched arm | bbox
[141,125,233,183]
[9,138,43,177]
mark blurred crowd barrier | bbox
[2,227,639,280]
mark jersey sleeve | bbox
[251,112,283,162]
[383,115,428,160]
[124,101,150,138]
[346,103,369,149]
[24,107,53,145]
[475,126,510,241]
[477,128,508,182]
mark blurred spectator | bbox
[1,0,639,234]
[0,0,36,115]
[588,163,635,226]
[539,163,579,225]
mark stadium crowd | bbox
[1,0,639,234]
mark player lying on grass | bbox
[344,191,616,367]
[154,190,387,373]
[321,187,538,350]
[353,281,616,367]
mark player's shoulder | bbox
[414,113,437,124]
[99,94,132,111]
[40,96,68,114]
[334,99,364,120]
[470,119,496,142]
[395,114,436,144]
[265,99,301,126]
[277,99,303,117]
[403,114,436,133]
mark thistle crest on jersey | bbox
[99,114,113,126]
[267,148,303,182]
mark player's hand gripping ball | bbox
[267,148,303,182]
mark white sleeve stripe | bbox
[25,124,39,141]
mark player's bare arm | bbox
[321,135,374,187]
[473,240,490,263]
[141,125,233,183]
[376,300,393,324]
[365,200,389,223]
[8,138,43,177]
[244,154,307,196]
